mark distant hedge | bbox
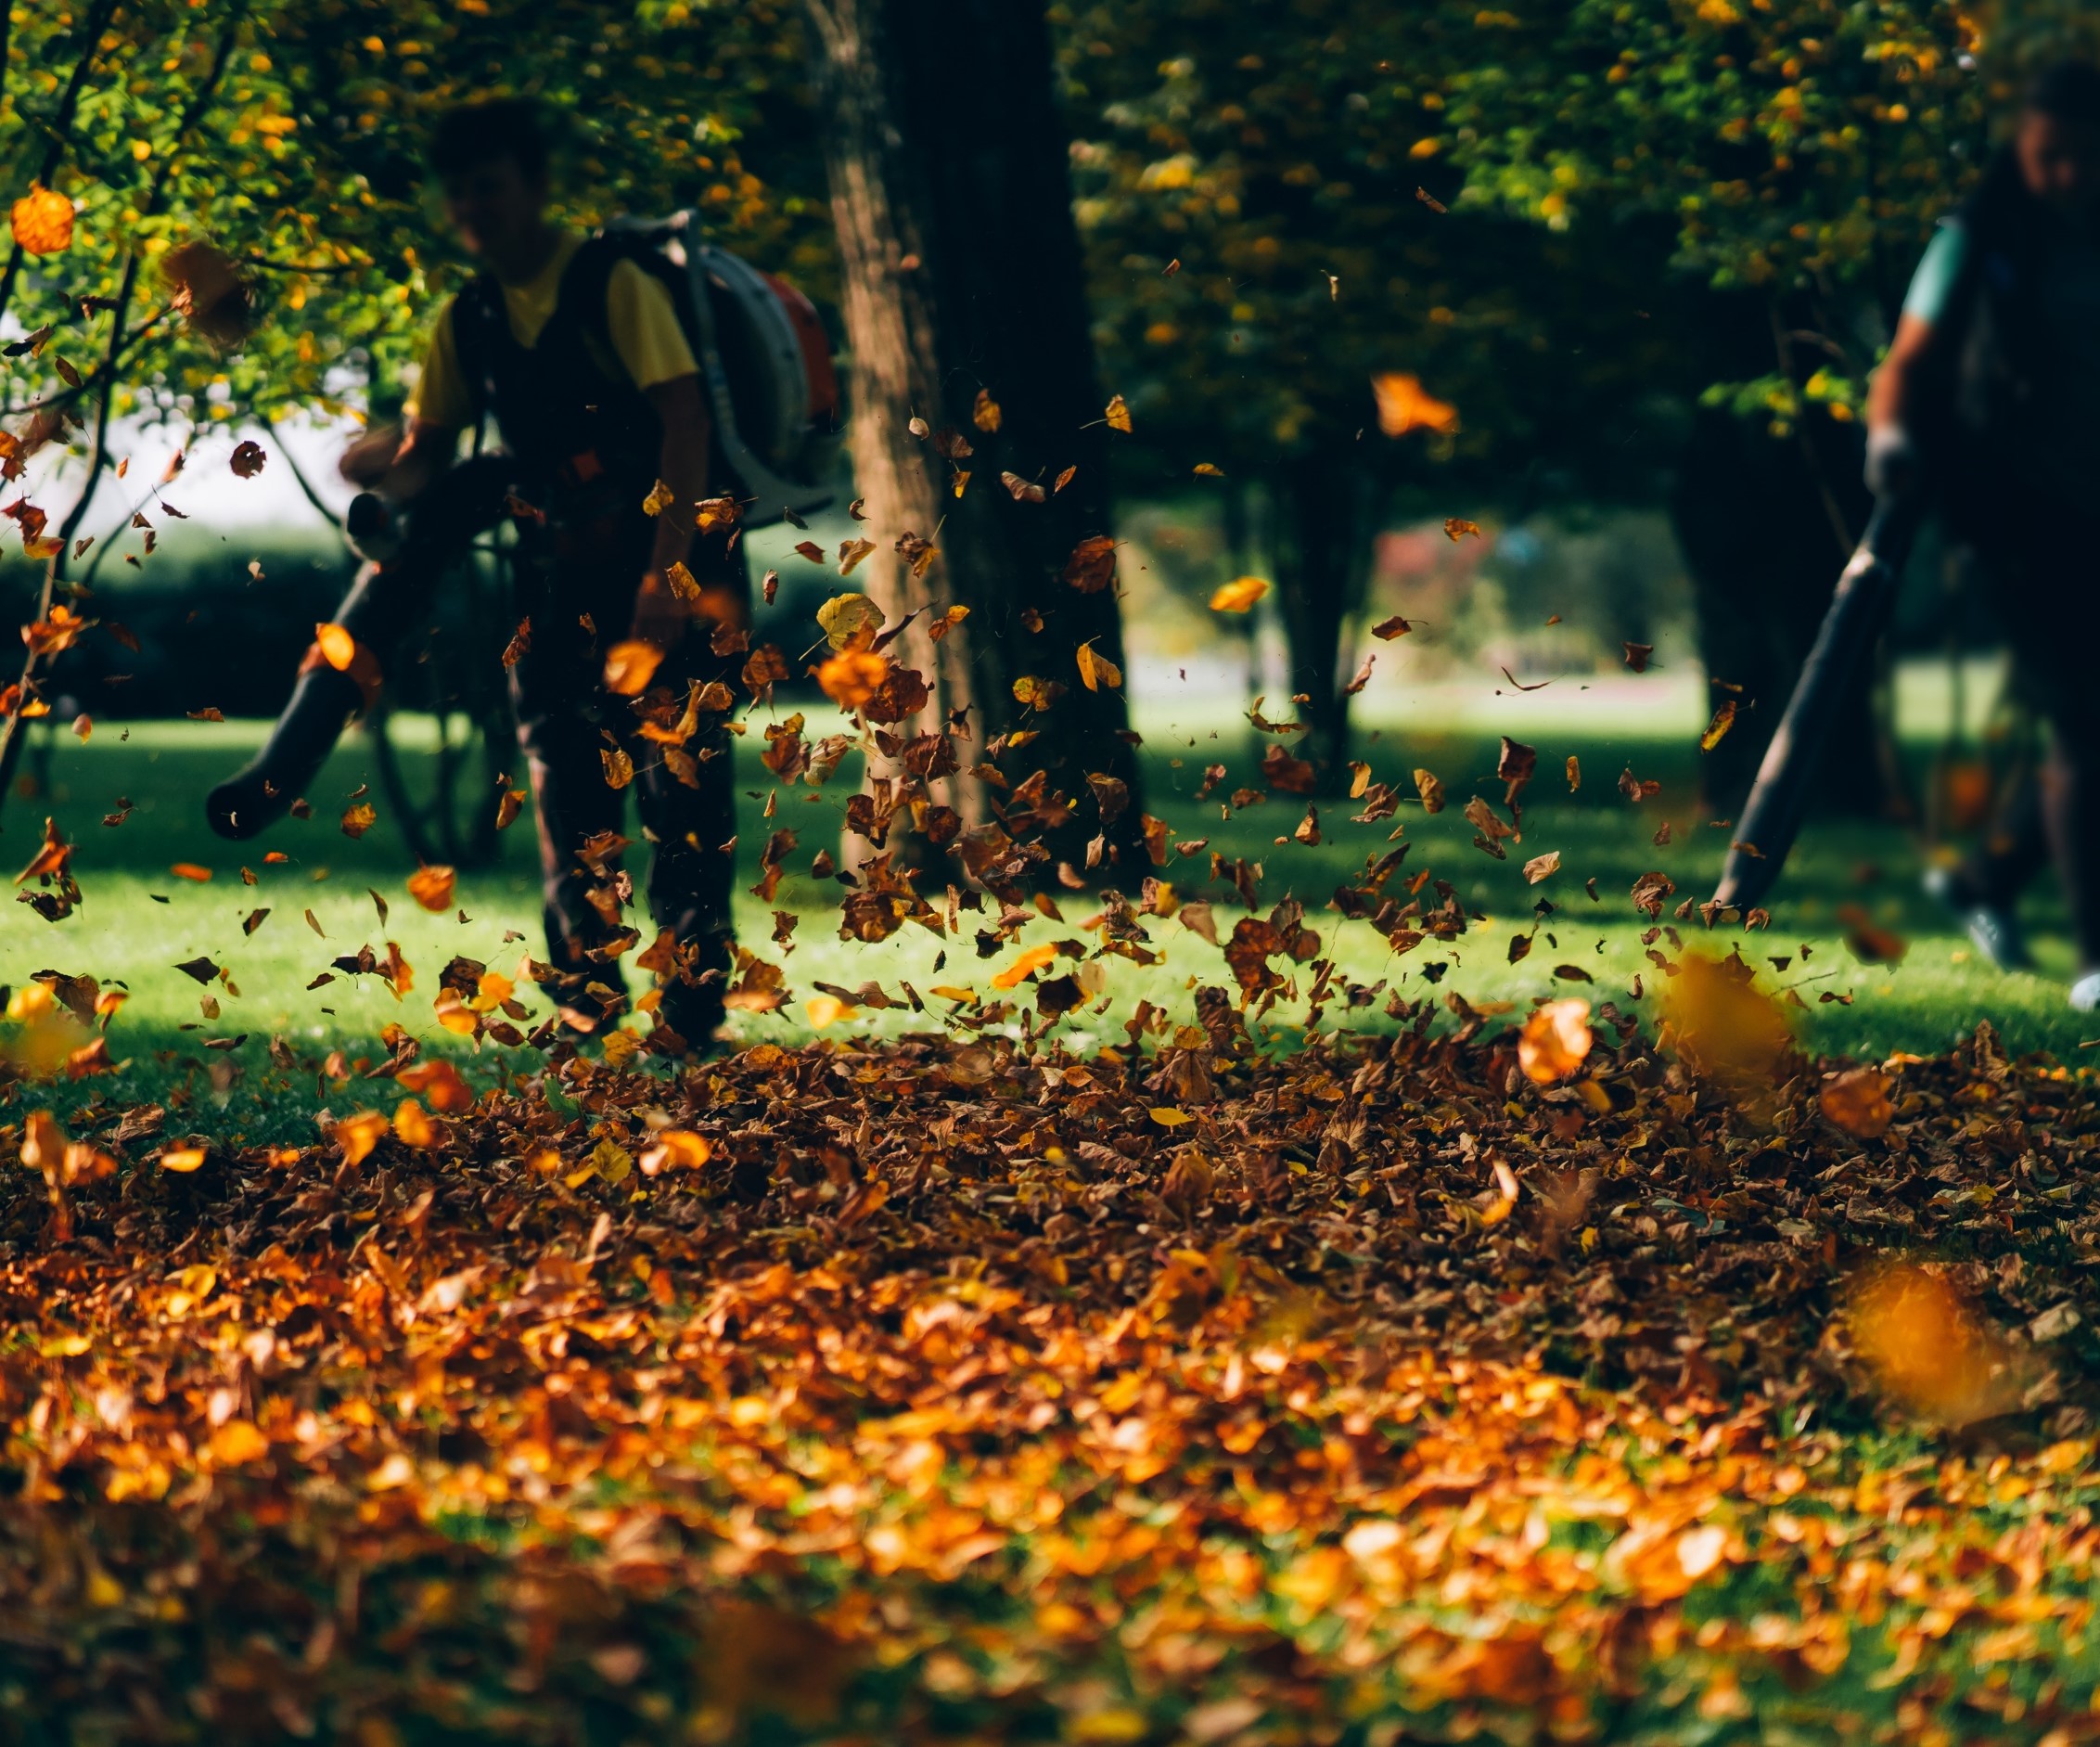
[6,522,834,723]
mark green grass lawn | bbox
[0,703,2080,1137]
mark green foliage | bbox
[0,0,832,445]
[1059,3,1698,513]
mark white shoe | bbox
[2072,970,2100,1013]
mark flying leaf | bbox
[1371,373,1458,438]
[603,641,665,697]
[407,865,456,914]
[1210,576,1269,613]
[817,592,886,651]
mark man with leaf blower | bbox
[209,98,781,1053]
[1865,60,2100,1010]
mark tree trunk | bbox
[1270,445,1376,792]
[805,0,1145,884]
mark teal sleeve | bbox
[1901,222,1967,327]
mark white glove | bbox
[1864,424,1917,498]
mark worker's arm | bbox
[1863,222,1966,496]
[630,371,713,649]
[339,417,464,504]
[1864,314,1940,486]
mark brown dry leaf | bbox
[1371,614,1414,640]
[1413,768,1445,814]
[339,803,377,839]
[602,748,635,791]
[1063,534,1117,594]
[1522,850,1561,885]
[972,388,1002,432]
[1443,518,1481,542]
[1820,1066,1895,1138]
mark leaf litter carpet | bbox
[3,1008,2100,1743]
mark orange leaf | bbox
[406,864,455,913]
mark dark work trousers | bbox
[1979,503,2100,968]
[506,491,749,1031]
[1952,749,2050,911]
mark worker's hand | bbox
[629,571,690,651]
[339,422,405,488]
[1864,424,1917,498]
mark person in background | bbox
[1869,60,2100,1008]
[340,96,743,1052]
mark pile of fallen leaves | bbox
[2,1004,2099,1742]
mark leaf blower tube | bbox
[205,456,513,841]
[1709,490,1925,915]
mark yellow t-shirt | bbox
[407,229,698,429]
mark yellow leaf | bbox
[640,1129,712,1174]
[817,591,886,651]
[158,1146,208,1173]
[1371,372,1459,437]
[1517,998,1593,1085]
[602,747,635,790]
[314,622,361,670]
[972,388,1003,431]
[1076,642,1122,691]
[603,640,665,697]
[1104,393,1133,433]
[9,186,72,256]
[334,1110,389,1166]
[641,479,676,517]
[1209,575,1269,613]
[1148,1107,1193,1127]
[406,864,455,913]
[394,1098,437,1147]
[208,1419,270,1466]
[992,943,1058,990]
[805,994,855,1029]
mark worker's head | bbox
[2017,60,2100,212]
[429,98,552,268]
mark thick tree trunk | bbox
[805,0,1145,882]
[1270,446,1376,793]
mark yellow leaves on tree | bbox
[9,186,72,256]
